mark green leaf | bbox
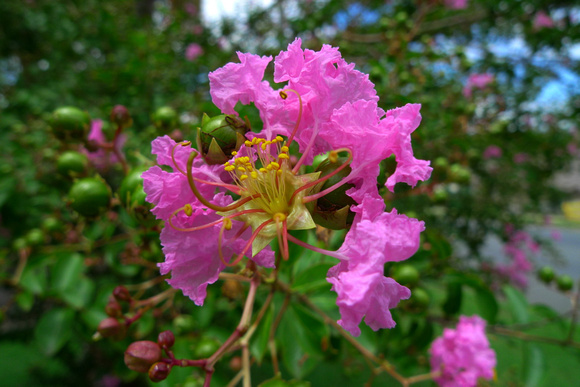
[442,282,462,316]
[61,276,95,309]
[51,253,85,293]
[15,290,34,312]
[503,285,530,324]
[20,261,48,295]
[523,344,544,387]
[258,375,311,387]
[473,284,499,324]
[34,308,75,356]
[291,263,333,293]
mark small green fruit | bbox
[538,266,555,284]
[42,216,63,233]
[69,177,111,217]
[410,287,430,312]
[393,264,420,287]
[557,275,574,291]
[49,106,91,141]
[118,167,148,206]
[57,151,89,176]
[152,106,178,132]
[25,228,45,246]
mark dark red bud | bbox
[157,330,175,348]
[148,362,171,382]
[98,317,127,341]
[113,286,132,302]
[110,105,133,129]
[105,296,123,318]
[124,341,162,373]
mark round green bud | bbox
[393,264,420,287]
[49,106,91,141]
[556,275,574,292]
[13,237,28,251]
[118,167,148,207]
[411,287,430,310]
[57,151,89,176]
[449,164,471,183]
[310,156,356,230]
[538,266,555,284]
[25,228,45,246]
[433,157,449,169]
[194,337,221,359]
[69,177,111,217]
[42,216,63,233]
[197,114,250,165]
[152,106,178,132]
[432,186,448,203]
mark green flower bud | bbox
[42,216,64,233]
[196,113,250,165]
[392,264,420,287]
[69,177,111,217]
[538,266,555,284]
[152,106,178,132]
[57,151,89,176]
[118,167,148,207]
[25,228,45,246]
[449,163,471,184]
[49,106,91,142]
[125,341,162,373]
[557,275,574,292]
[309,156,356,230]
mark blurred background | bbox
[1,0,580,386]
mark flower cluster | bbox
[495,226,537,289]
[143,38,431,336]
[463,73,494,98]
[429,315,496,387]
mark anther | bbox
[279,91,288,99]
[273,212,286,222]
[270,161,280,170]
[276,136,283,142]
[281,146,289,153]
[250,171,258,179]
[238,167,246,172]
[245,140,252,147]
[240,174,248,181]
[278,154,289,159]
[223,218,232,230]
[231,151,237,156]
[329,151,338,163]
[183,204,193,216]
[181,141,191,147]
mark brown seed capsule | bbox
[148,362,171,382]
[97,317,126,341]
[157,330,175,348]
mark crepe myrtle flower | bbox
[142,38,431,336]
[429,315,496,387]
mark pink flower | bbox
[533,11,554,29]
[444,0,468,10]
[463,73,494,98]
[84,119,126,171]
[495,227,536,289]
[513,153,529,164]
[430,315,496,387]
[144,39,430,332]
[185,43,203,62]
[551,230,562,241]
[483,145,502,159]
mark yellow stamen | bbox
[223,218,232,230]
[281,146,289,152]
[183,204,193,216]
[240,174,248,181]
[276,136,283,142]
[329,151,338,163]
[278,154,289,159]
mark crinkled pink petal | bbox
[383,104,432,191]
[327,196,423,336]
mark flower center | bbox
[223,136,292,217]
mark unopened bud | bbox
[105,297,123,318]
[110,105,133,129]
[124,341,162,373]
[157,330,175,348]
[97,317,127,341]
[113,286,132,302]
[49,106,91,142]
[152,106,178,132]
[196,114,250,165]
[310,156,356,230]
[148,362,171,382]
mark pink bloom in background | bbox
[430,315,496,387]
[495,228,536,289]
[84,119,126,171]
[192,25,203,35]
[533,11,554,29]
[551,230,562,241]
[144,38,431,336]
[483,145,502,159]
[463,73,494,98]
[444,0,468,10]
[567,143,578,156]
[185,43,203,62]
[513,153,529,164]
[184,2,197,16]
